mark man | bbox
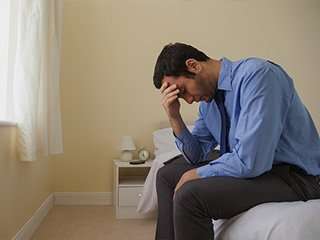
[152,42,320,240]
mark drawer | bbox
[118,186,143,206]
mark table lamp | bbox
[120,136,136,161]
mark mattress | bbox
[214,199,320,240]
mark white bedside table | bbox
[113,159,155,219]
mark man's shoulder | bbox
[230,57,276,89]
[232,57,270,75]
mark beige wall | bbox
[0,126,52,239]
[54,0,320,193]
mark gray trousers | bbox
[155,155,320,240]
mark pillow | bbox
[153,125,194,156]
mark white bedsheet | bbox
[137,150,181,214]
[214,199,320,240]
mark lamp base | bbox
[120,151,133,161]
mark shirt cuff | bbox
[196,163,219,178]
[173,127,196,164]
[173,126,193,144]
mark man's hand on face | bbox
[160,82,181,120]
[174,169,200,199]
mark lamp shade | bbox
[120,136,136,151]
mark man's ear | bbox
[185,58,201,74]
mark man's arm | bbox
[196,64,291,178]
[159,81,204,195]
[173,103,217,164]
[160,81,185,134]
[160,82,217,164]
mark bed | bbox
[137,125,320,240]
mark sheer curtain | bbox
[0,1,11,120]
[3,0,64,161]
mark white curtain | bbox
[6,0,63,161]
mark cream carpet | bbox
[31,206,156,240]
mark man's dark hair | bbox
[153,42,210,89]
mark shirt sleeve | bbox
[174,103,218,164]
[197,64,291,178]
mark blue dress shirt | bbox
[175,57,320,178]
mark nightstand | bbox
[113,159,155,219]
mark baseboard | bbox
[54,192,113,206]
[12,192,112,240]
[12,193,54,240]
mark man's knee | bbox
[173,178,225,218]
[157,164,169,180]
[173,181,200,211]
[156,164,172,189]
[156,158,196,192]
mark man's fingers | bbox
[159,82,168,93]
[162,84,178,96]
[161,95,177,106]
[174,182,180,195]
[161,89,179,105]
[162,89,179,101]
[163,84,177,95]
[174,176,184,198]
[163,95,178,106]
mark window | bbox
[0,0,11,121]
[0,0,64,160]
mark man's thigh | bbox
[174,169,300,220]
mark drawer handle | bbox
[138,193,142,198]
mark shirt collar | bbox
[217,57,233,91]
